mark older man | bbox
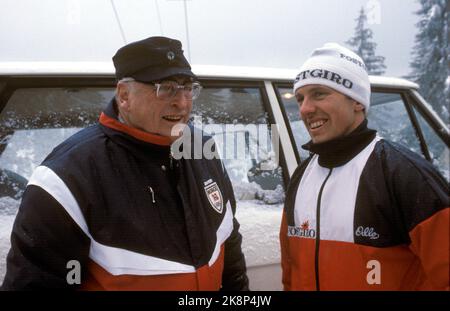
[2,36,248,290]
[280,43,449,290]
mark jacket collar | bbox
[302,119,377,168]
[99,98,172,146]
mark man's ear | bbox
[354,101,365,112]
[116,83,130,111]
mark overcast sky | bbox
[0,0,420,77]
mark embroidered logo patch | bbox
[355,226,380,240]
[204,182,223,214]
[288,220,316,239]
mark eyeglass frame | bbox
[119,77,202,100]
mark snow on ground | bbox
[0,197,20,284]
[235,200,282,267]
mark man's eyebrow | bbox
[311,86,330,91]
[305,86,331,94]
[296,85,331,97]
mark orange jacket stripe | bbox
[81,245,225,291]
[99,112,172,146]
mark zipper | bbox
[175,161,199,266]
[315,168,333,291]
[147,186,156,203]
[169,150,174,169]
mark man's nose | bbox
[171,91,191,109]
[299,97,316,116]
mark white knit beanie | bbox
[293,43,371,114]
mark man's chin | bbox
[311,135,328,144]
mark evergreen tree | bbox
[346,7,386,75]
[409,0,449,121]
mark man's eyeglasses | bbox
[120,77,202,100]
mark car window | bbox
[411,105,449,180]
[192,87,284,201]
[192,85,285,267]
[275,86,310,160]
[277,86,424,160]
[0,87,112,198]
[367,92,422,154]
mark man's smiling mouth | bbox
[309,119,328,130]
[163,115,183,122]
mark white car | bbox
[0,62,448,290]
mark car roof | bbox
[0,61,419,90]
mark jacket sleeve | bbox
[220,164,249,291]
[385,143,449,290]
[280,212,291,290]
[408,208,449,290]
[279,159,310,291]
[1,185,90,290]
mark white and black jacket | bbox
[281,120,449,290]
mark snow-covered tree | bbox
[346,7,386,75]
[409,0,449,121]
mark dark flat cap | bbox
[112,36,196,82]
